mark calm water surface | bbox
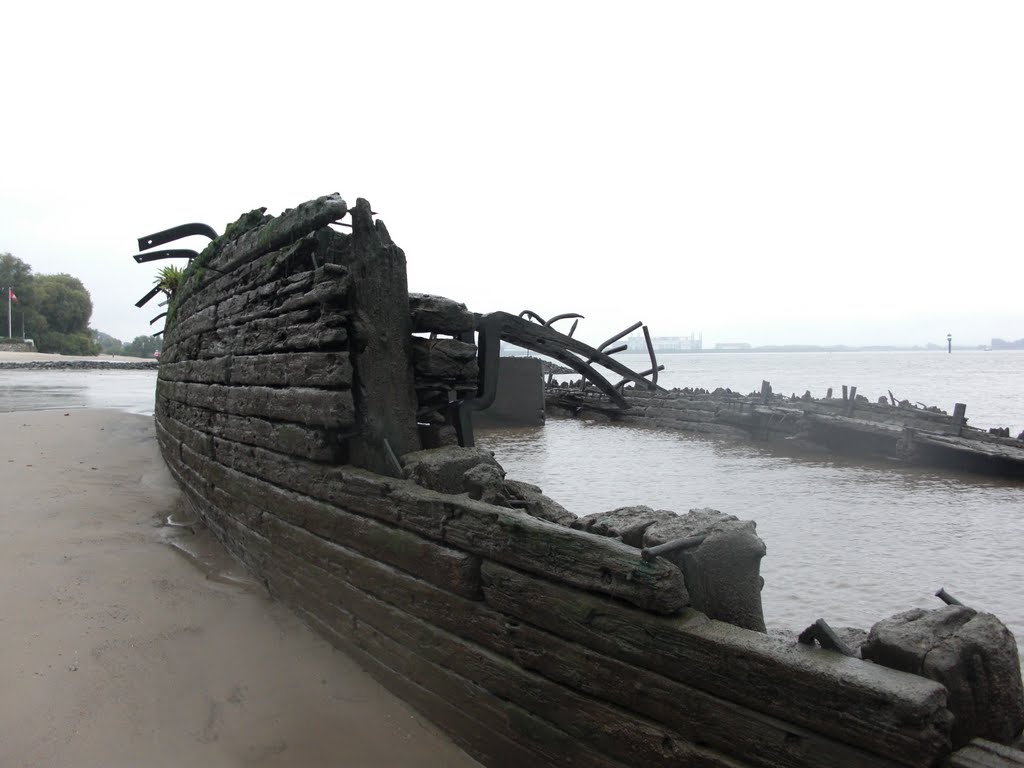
[492,349,1024,640]
[3,359,1022,642]
[479,417,1024,640]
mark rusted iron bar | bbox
[149,312,167,325]
[137,223,218,252]
[640,534,707,561]
[798,619,855,656]
[568,318,578,338]
[936,587,966,607]
[518,309,546,324]
[643,325,659,386]
[603,344,627,356]
[489,311,658,399]
[544,312,584,327]
[135,286,162,308]
[595,321,643,356]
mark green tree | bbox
[31,273,98,355]
[0,252,35,341]
[93,330,123,355]
[123,335,162,358]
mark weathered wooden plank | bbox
[228,352,352,388]
[265,556,729,768]
[158,399,342,462]
[206,433,688,614]
[272,530,511,655]
[408,293,476,335]
[506,617,899,768]
[948,739,1024,768]
[279,586,620,768]
[172,239,319,325]
[157,379,355,431]
[345,199,421,475]
[438,496,688,614]
[197,308,349,359]
[171,435,481,599]
[158,357,232,385]
[159,352,352,389]
[204,194,348,277]
[411,337,478,384]
[481,562,952,767]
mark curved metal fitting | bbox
[137,223,218,252]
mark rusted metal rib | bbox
[137,223,218,252]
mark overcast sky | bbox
[2,1,1022,348]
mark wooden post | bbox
[846,386,857,416]
[842,385,848,402]
[952,402,967,435]
[760,380,771,404]
[346,199,421,476]
[826,387,833,399]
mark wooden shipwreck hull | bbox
[153,195,1023,767]
[548,386,1024,479]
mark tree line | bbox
[1,251,161,358]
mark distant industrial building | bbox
[626,332,702,353]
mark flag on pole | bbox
[8,288,16,302]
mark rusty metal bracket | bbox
[594,321,643,357]
[149,312,167,325]
[135,286,162,308]
[137,223,218,252]
[936,587,968,607]
[797,619,855,656]
[641,534,707,561]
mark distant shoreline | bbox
[0,350,159,370]
[0,360,159,370]
[637,346,1020,354]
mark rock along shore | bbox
[0,360,159,371]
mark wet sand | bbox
[0,350,154,364]
[0,409,481,768]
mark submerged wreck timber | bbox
[148,194,1024,767]
[548,383,1024,479]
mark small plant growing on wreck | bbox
[154,264,184,299]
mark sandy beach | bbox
[0,408,480,767]
[0,350,156,364]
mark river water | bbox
[482,350,1024,641]
[2,353,1023,642]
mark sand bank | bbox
[0,409,480,767]
[0,350,155,364]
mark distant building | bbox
[626,332,702,353]
[714,342,751,350]
[991,337,1024,350]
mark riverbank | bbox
[0,409,479,768]
[0,350,158,370]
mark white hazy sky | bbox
[2,1,1022,348]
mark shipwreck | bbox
[139,194,1024,767]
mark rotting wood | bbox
[264,551,736,768]
[345,199,420,475]
[480,562,951,766]
[157,380,355,431]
